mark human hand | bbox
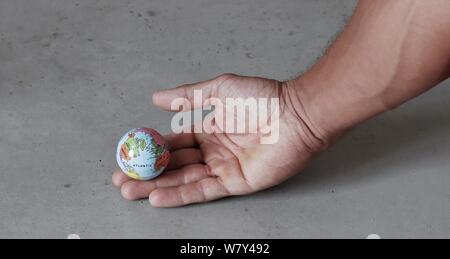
[113,74,334,207]
[115,0,450,208]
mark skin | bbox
[113,0,450,207]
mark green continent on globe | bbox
[120,133,147,161]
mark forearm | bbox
[287,0,450,141]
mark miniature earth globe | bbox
[116,128,170,180]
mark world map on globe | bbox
[116,128,170,180]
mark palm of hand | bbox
[113,75,322,207]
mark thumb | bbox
[152,74,233,111]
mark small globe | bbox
[116,128,170,180]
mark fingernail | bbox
[148,192,156,206]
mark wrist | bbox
[282,78,348,149]
[279,79,342,154]
[285,65,394,143]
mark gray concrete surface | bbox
[0,0,449,239]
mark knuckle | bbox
[217,73,236,81]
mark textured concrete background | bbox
[0,0,449,239]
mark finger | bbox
[120,164,211,201]
[112,170,133,187]
[152,74,234,111]
[149,177,231,207]
[166,148,203,171]
[165,132,198,151]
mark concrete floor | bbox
[0,0,449,239]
